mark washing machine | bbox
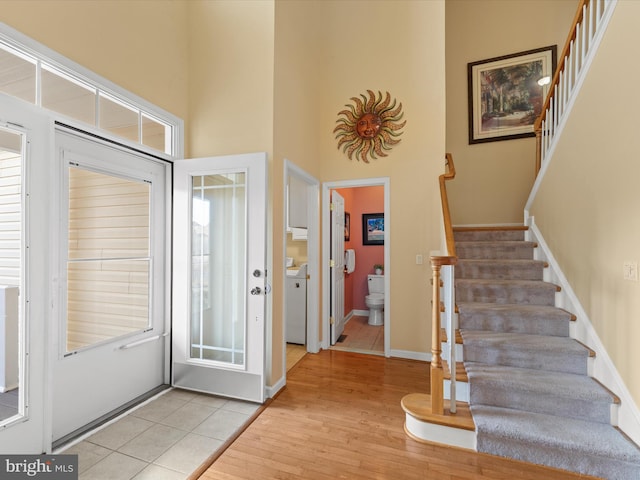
[285,264,307,344]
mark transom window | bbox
[0,31,178,156]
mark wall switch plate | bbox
[416,254,423,265]
[623,261,638,281]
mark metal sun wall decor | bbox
[334,90,406,163]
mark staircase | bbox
[454,226,640,479]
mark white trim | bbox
[404,414,476,451]
[390,349,430,362]
[322,178,390,356]
[266,376,286,399]
[0,22,184,159]
[526,216,640,446]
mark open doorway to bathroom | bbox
[322,178,390,357]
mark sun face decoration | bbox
[334,90,406,163]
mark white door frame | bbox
[321,178,390,356]
[283,160,320,361]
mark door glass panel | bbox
[191,173,246,366]
[66,166,151,353]
[0,127,24,423]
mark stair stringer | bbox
[526,215,640,446]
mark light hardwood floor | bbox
[197,350,598,480]
[331,315,384,354]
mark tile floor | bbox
[330,315,384,354]
[53,318,376,480]
[0,389,18,422]
[58,388,261,480]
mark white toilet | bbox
[365,274,384,326]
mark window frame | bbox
[0,23,183,160]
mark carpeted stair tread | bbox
[472,405,640,479]
[456,241,537,260]
[465,362,616,424]
[460,330,589,374]
[456,258,545,280]
[457,303,571,337]
[456,279,558,306]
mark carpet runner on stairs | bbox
[455,226,640,480]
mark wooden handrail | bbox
[534,0,589,173]
[429,153,458,415]
[440,153,457,257]
[534,0,588,134]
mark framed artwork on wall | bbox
[362,213,384,246]
[468,45,557,144]
[344,212,350,241]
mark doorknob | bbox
[250,286,262,295]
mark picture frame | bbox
[468,45,557,144]
[362,213,384,246]
[344,212,350,241]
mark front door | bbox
[52,128,169,442]
[0,94,50,453]
[172,153,267,403]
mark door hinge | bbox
[329,259,335,268]
[330,202,335,211]
[330,316,335,325]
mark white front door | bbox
[172,153,267,403]
[330,191,345,345]
[0,94,50,453]
[52,128,169,442]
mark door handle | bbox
[250,286,262,295]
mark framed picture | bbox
[362,213,384,246]
[344,212,350,241]
[468,45,557,144]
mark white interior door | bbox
[330,191,345,345]
[52,129,168,442]
[172,153,267,403]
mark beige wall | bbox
[530,0,640,405]
[445,0,578,225]
[0,0,189,129]
[1,0,446,387]
[316,0,446,355]
[272,0,446,376]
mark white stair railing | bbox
[535,0,617,172]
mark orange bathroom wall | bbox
[336,185,384,315]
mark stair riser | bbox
[470,386,612,424]
[463,346,588,375]
[454,230,525,242]
[457,244,534,260]
[456,262,543,281]
[458,313,570,337]
[456,283,556,306]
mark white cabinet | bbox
[286,266,307,344]
[288,175,307,228]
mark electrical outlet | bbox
[623,261,638,281]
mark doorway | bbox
[283,161,320,374]
[322,178,390,357]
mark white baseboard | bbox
[266,376,286,399]
[390,349,430,362]
[527,217,640,446]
